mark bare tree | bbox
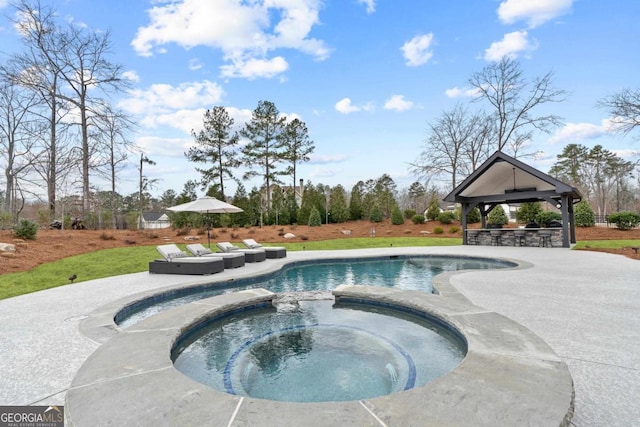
[94,106,136,228]
[469,57,566,156]
[410,104,494,191]
[138,153,157,229]
[11,0,129,215]
[598,88,640,137]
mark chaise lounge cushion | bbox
[242,239,286,258]
[185,243,245,268]
[151,244,224,275]
[216,242,266,263]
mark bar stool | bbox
[466,230,479,245]
[538,230,552,247]
[490,230,503,246]
[514,229,526,247]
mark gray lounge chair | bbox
[150,244,224,275]
[185,243,245,269]
[242,238,287,259]
[216,241,266,263]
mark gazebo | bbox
[444,151,583,248]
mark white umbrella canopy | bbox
[167,197,243,246]
[167,196,243,214]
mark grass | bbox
[573,239,640,250]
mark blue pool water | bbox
[172,299,467,402]
[116,255,514,328]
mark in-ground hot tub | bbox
[172,293,466,402]
[69,286,574,426]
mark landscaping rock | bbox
[0,243,16,252]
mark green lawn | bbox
[573,239,640,250]
[0,237,460,300]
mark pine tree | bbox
[240,100,286,208]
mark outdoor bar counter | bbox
[465,227,563,247]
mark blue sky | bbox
[1,0,639,199]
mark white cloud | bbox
[384,95,414,112]
[135,135,193,158]
[334,98,374,114]
[132,0,329,79]
[484,30,537,61]
[401,33,434,66]
[309,154,348,164]
[119,80,224,115]
[445,87,480,98]
[548,119,612,144]
[122,70,140,82]
[219,56,288,79]
[357,0,375,14]
[498,0,573,28]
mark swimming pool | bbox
[172,298,467,402]
[116,255,515,328]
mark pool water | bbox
[172,299,466,402]
[117,256,513,328]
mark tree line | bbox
[2,1,638,230]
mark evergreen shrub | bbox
[536,211,562,227]
[437,211,456,224]
[391,206,405,225]
[607,211,640,230]
[14,219,38,240]
[411,214,425,224]
[574,201,595,227]
[488,205,508,225]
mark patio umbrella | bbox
[167,196,243,247]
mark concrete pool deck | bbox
[0,246,638,425]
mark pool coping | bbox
[67,283,574,426]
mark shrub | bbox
[607,211,640,230]
[308,207,322,226]
[369,205,383,223]
[391,206,405,225]
[433,227,443,234]
[437,211,456,224]
[425,199,441,221]
[14,219,38,239]
[449,226,460,234]
[14,219,38,240]
[411,214,425,224]
[536,211,562,227]
[488,205,508,225]
[516,202,543,223]
[574,200,595,227]
[466,207,481,224]
[404,209,416,219]
[176,227,190,236]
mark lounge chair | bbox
[149,244,224,275]
[242,238,287,259]
[185,243,245,269]
[216,241,266,263]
